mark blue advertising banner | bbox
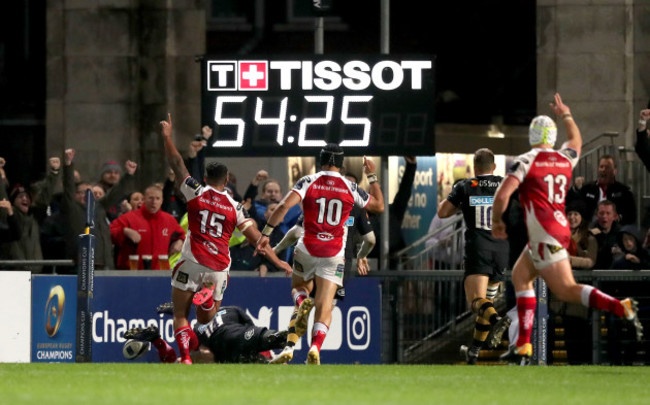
[400,156,437,247]
[32,276,78,362]
[91,275,382,364]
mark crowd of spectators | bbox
[0,130,409,276]
[4,104,650,275]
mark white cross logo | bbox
[242,64,265,87]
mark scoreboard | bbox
[200,55,436,157]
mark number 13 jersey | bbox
[507,147,579,249]
[292,171,371,258]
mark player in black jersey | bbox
[437,148,511,364]
[124,304,287,363]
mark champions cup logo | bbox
[44,285,65,338]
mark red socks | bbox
[584,286,624,317]
[293,290,308,307]
[152,338,177,363]
[310,322,329,352]
[174,326,199,362]
[515,290,537,347]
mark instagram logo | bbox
[347,306,371,350]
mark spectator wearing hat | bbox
[110,184,185,270]
[611,225,650,270]
[61,149,137,271]
[98,160,136,222]
[566,199,597,270]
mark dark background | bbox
[0,1,535,186]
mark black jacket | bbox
[611,225,650,270]
[580,181,636,226]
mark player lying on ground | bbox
[491,93,643,364]
[124,303,287,363]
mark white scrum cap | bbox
[529,115,557,147]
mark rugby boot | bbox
[269,346,294,364]
[124,325,161,342]
[193,284,216,306]
[621,298,644,342]
[459,344,479,365]
[307,346,321,365]
[294,298,315,337]
[499,343,532,366]
[486,315,512,349]
[263,330,289,349]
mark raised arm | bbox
[363,156,385,214]
[551,93,581,156]
[160,113,190,190]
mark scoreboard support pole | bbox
[380,159,389,270]
[75,189,95,362]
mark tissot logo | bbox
[239,61,268,90]
[207,61,237,91]
[207,59,432,92]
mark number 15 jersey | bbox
[292,171,371,258]
[507,146,579,249]
[179,176,253,271]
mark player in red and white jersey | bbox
[160,114,292,364]
[257,143,385,365]
[492,94,642,363]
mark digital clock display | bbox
[200,55,435,157]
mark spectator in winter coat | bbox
[110,184,185,270]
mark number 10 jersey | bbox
[291,171,371,258]
[447,174,506,250]
[507,146,579,249]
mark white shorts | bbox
[526,241,568,270]
[293,248,345,287]
[171,260,229,302]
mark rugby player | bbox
[160,114,292,364]
[256,144,385,365]
[125,304,287,363]
[437,148,511,364]
[491,93,643,363]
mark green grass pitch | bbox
[1,363,649,405]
